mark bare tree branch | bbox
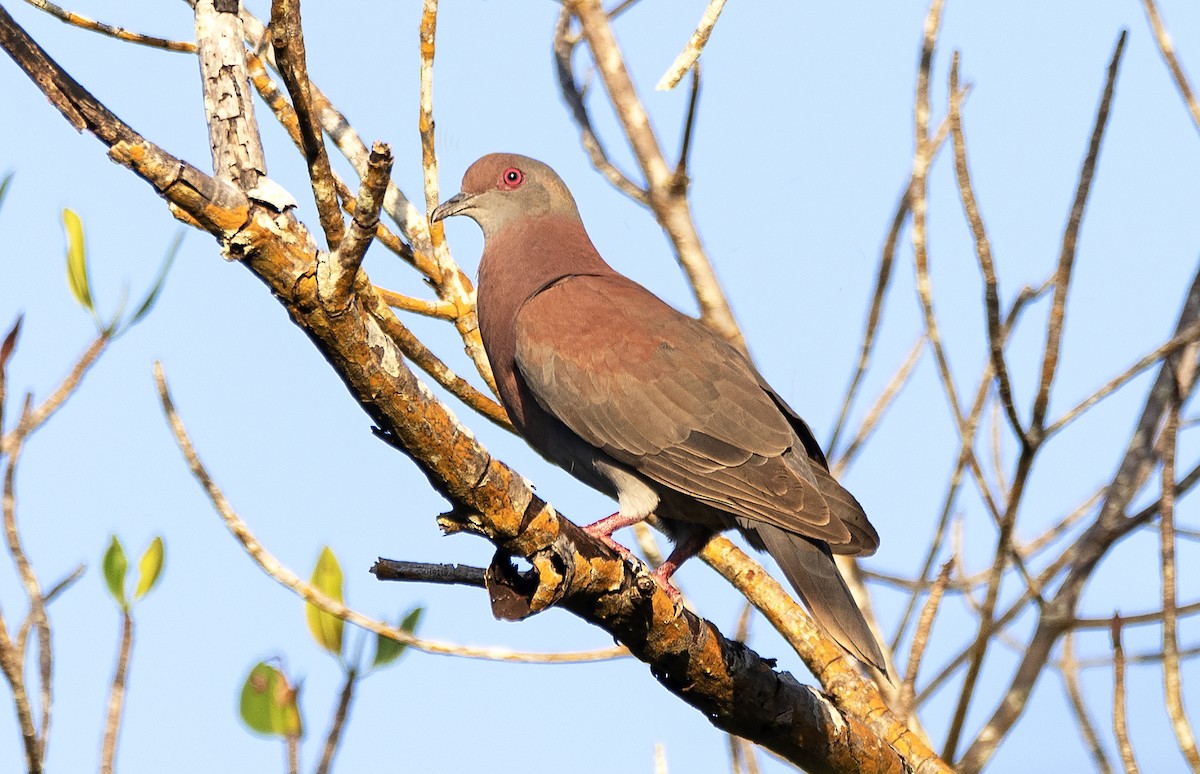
[314,668,356,774]
[270,0,345,249]
[564,0,745,350]
[1141,0,1200,135]
[99,611,132,774]
[1060,634,1115,774]
[22,0,195,52]
[655,0,726,91]
[1111,616,1140,774]
[1159,373,1200,771]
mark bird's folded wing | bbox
[513,275,871,550]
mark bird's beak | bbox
[430,191,475,223]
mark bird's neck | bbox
[478,214,614,303]
[476,214,616,428]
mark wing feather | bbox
[514,275,870,552]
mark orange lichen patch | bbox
[167,203,203,229]
[110,140,251,235]
[529,553,566,613]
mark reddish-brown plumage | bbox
[432,153,886,673]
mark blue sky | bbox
[1,1,1198,772]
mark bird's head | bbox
[430,153,581,237]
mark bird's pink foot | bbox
[648,563,684,602]
[582,511,644,561]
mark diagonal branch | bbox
[948,52,1025,443]
[270,0,345,248]
[563,0,744,351]
[1141,0,1200,135]
[1029,32,1126,437]
[655,0,726,91]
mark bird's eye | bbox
[500,167,524,189]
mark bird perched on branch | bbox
[431,153,885,673]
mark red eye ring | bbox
[500,167,524,189]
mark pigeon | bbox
[431,153,885,672]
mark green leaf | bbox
[62,208,95,313]
[0,171,13,214]
[133,536,165,600]
[372,605,423,668]
[101,535,128,607]
[128,230,182,327]
[239,662,303,738]
[305,546,344,657]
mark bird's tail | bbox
[753,523,887,676]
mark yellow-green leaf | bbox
[134,536,165,600]
[101,535,127,607]
[239,662,303,738]
[129,230,182,327]
[372,606,423,668]
[62,208,94,312]
[305,546,344,657]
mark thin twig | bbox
[375,288,456,320]
[1159,380,1200,770]
[1075,598,1200,629]
[285,733,299,774]
[419,0,449,275]
[270,0,344,249]
[0,315,17,456]
[1111,616,1140,774]
[371,559,485,587]
[1079,644,1200,670]
[948,51,1025,443]
[1030,31,1126,437]
[23,0,196,52]
[553,9,650,204]
[314,668,356,774]
[910,0,962,433]
[413,0,498,396]
[831,335,925,478]
[674,64,701,181]
[956,267,1200,774]
[1141,0,1200,135]
[829,112,952,455]
[42,564,85,605]
[4,405,51,767]
[0,334,107,453]
[655,0,725,91]
[0,422,41,773]
[99,611,132,774]
[1060,634,1114,774]
[320,142,391,309]
[631,520,666,568]
[896,561,951,723]
[916,453,1200,710]
[1046,319,1200,437]
[156,363,622,664]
